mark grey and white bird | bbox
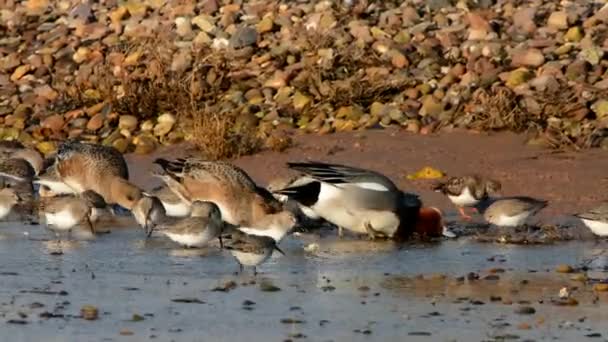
[273,161,429,240]
[574,202,608,237]
[38,190,108,236]
[476,196,548,227]
[223,229,285,275]
[152,201,225,248]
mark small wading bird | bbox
[38,190,108,238]
[272,161,454,240]
[138,198,226,249]
[574,202,608,237]
[475,196,548,227]
[223,229,285,275]
[433,175,502,220]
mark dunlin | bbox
[52,140,142,210]
[273,161,430,240]
[153,201,225,248]
[38,190,108,235]
[132,195,167,236]
[223,230,285,275]
[153,158,296,242]
[433,175,501,220]
[574,203,608,236]
[476,196,548,227]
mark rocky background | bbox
[2,0,608,158]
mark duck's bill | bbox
[442,226,457,238]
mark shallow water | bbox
[1,221,608,342]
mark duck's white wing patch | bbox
[337,182,390,192]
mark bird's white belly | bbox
[489,212,530,227]
[581,219,608,237]
[231,250,272,266]
[0,204,14,219]
[239,224,288,242]
[162,201,191,217]
[163,232,207,247]
[45,211,80,230]
[315,204,399,236]
[447,188,478,207]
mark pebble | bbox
[514,306,536,315]
[0,0,607,153]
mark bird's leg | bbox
[338,226,344,238]
[458,207,473,221]
[238,263,244,275]
[218,236,224,249]
[364,222,378,240]
[85,215,96,235]
[253,266,257,276]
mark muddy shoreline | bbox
[127,129,608,228]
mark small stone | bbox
[547,11,569,30]
[293,91,311,111]
[420,96,443,117]
[555,264,574,273]
[10,65,31,82]
[154,122,173,136]
[35,140,56,156]
[41,115,65,133]
[506,68,533,87]
[264,71,288,89]
[511,48,545,67]
[175,17,192,38]
[230,26,257,48]
[593,283,608,292]
[133,135,156,154]
[140,120,154,131]
[260,280,281,292]
[72,46,90,64]
[514,306,536,315]
[86,114,104,131]
[564,27,583,42]
[389,50,408,68]
[80,305,98,320]
[171,49,192,73]
[111,138,129,153]
[124,1,147,17]
[590,100,608,118]
[118,115,138,131]
[579,46,604,66]
[34,85,58,101]
[192,15,215,33]
[257,15,274,33]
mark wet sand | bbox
[3,129,608,341]
[128,128,608,221]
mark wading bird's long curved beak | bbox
[274,245,286,256]
[145,219,154,238]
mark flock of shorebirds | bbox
[0,139,606,274]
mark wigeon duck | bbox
[433,175,501,220]
[38,190,108,236]
[574,202,608,237]
[476,196,548,227]
[273,161,447,240]
[50,140,143,210]
[223,229,285,275]
[153,158,296,242]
